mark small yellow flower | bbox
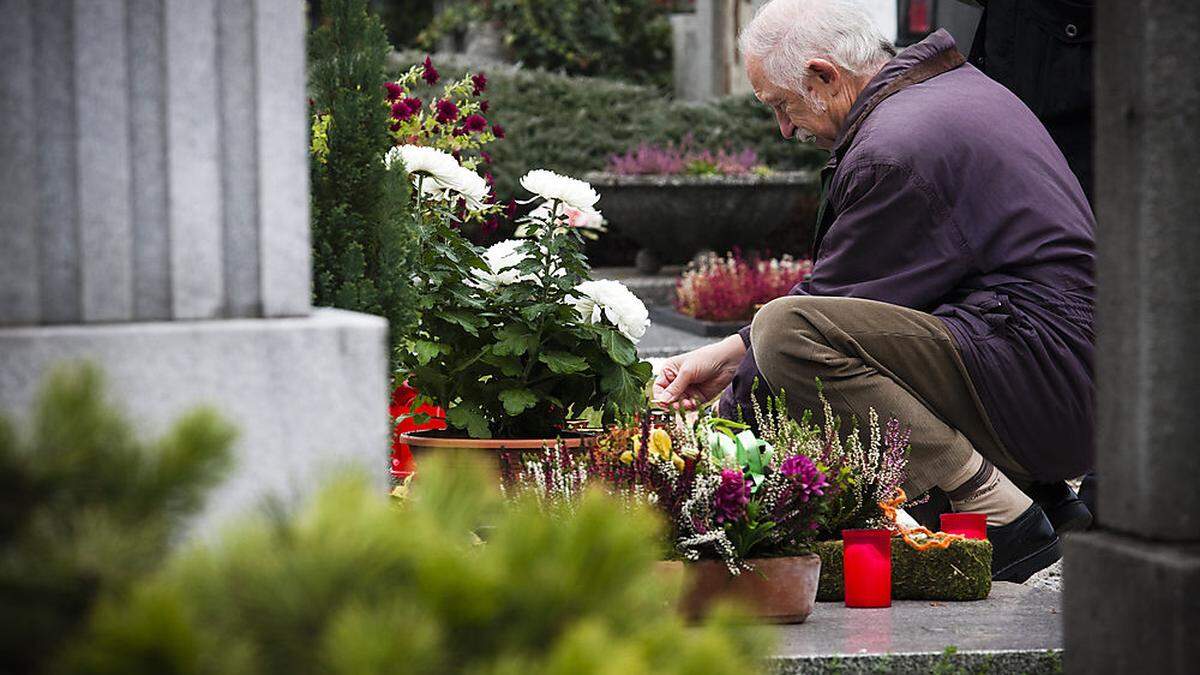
[619,449,634,465]
[671,454,685,471]
[633,428,673,462]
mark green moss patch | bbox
[814,538,992,602]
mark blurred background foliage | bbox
[0,365,235,675]
[2,365,769,674]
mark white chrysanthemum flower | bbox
[567,279,650,343]
[520,169,600,215]
[517,203,606,237]
[388,145,491,211]
[472,239,533,290]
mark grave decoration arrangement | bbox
[499,391,900,622]
[499,389,993,620]
[392,142,653,451]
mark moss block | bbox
[814,538,992,602]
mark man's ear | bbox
[805,58,839,86]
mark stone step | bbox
[771,583,1062,674]
[593,266,683,307]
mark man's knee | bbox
[750,297,825,385]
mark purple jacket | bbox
[721,30,1094,480]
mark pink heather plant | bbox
[675,251,813,322]
[607,136,764,176]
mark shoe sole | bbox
[1052,510,1093,534]
[1048,501,1094,534]
[992,536,1063,584]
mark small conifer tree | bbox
[309,0,419,365]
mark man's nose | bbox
[775,109,795,139]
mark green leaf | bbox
[599,330,637,366]
[410,339,445,365]
[480,352,524,377]
[538,351,589,375]
[445,405,491,438]
[433,310,486,337]
[492,324,537,357]
[498,388,539,416]
[600,364,643,409]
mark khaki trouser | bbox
[749,295,1029,496]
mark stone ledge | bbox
[771,648,1062,674]
[0,308,389,536]
[772,584,1061,673]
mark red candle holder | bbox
[842,529,892,608]
[941,512,988,540]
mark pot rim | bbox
[683,552,822,566]
[398,429,595,450]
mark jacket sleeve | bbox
[803,159,972,311]
[736,161,968,344]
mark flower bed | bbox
[675,252,813,323]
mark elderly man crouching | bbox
[652,0,1094,583]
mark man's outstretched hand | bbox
[652,335,748,410]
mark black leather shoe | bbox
[1024,481,1093,533]
[1079,472,1098,521]
[988,504,1062,583]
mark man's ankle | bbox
[941,454,1032,527]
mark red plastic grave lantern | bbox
[842,529,892,608]
[940,512,988,540]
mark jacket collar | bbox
[829,29,965,159]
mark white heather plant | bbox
[398,161,653,438]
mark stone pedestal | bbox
[0,0,389,530]
[1065,0,1200,671]
[0,310,388,534]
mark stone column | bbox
[0,0,388,533]
[1064,0,1200,671]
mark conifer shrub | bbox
[0,364,235,675]
[65,458,769,674]
[310,0,421,362]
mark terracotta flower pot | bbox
[673,554,822,624]
[398,429,595,475]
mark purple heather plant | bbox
[606,136,764,177]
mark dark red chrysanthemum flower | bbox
[389,122,401,132]
[482,217,500,236]
[480,100,490,113]
[480,151,493,164]
[462,113,487,133]
[505,199,517,219]
[471,72,488,96]
[422,56,439,85]
[391,101,414,121]
[491,124,506,139]
[484,171,495,186]
[435,98,459,124]
[384,81,403,101]
[401,96,422,114]
[451,127,466,137]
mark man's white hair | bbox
[739,0,896,92]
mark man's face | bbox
[747,56,842,150]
